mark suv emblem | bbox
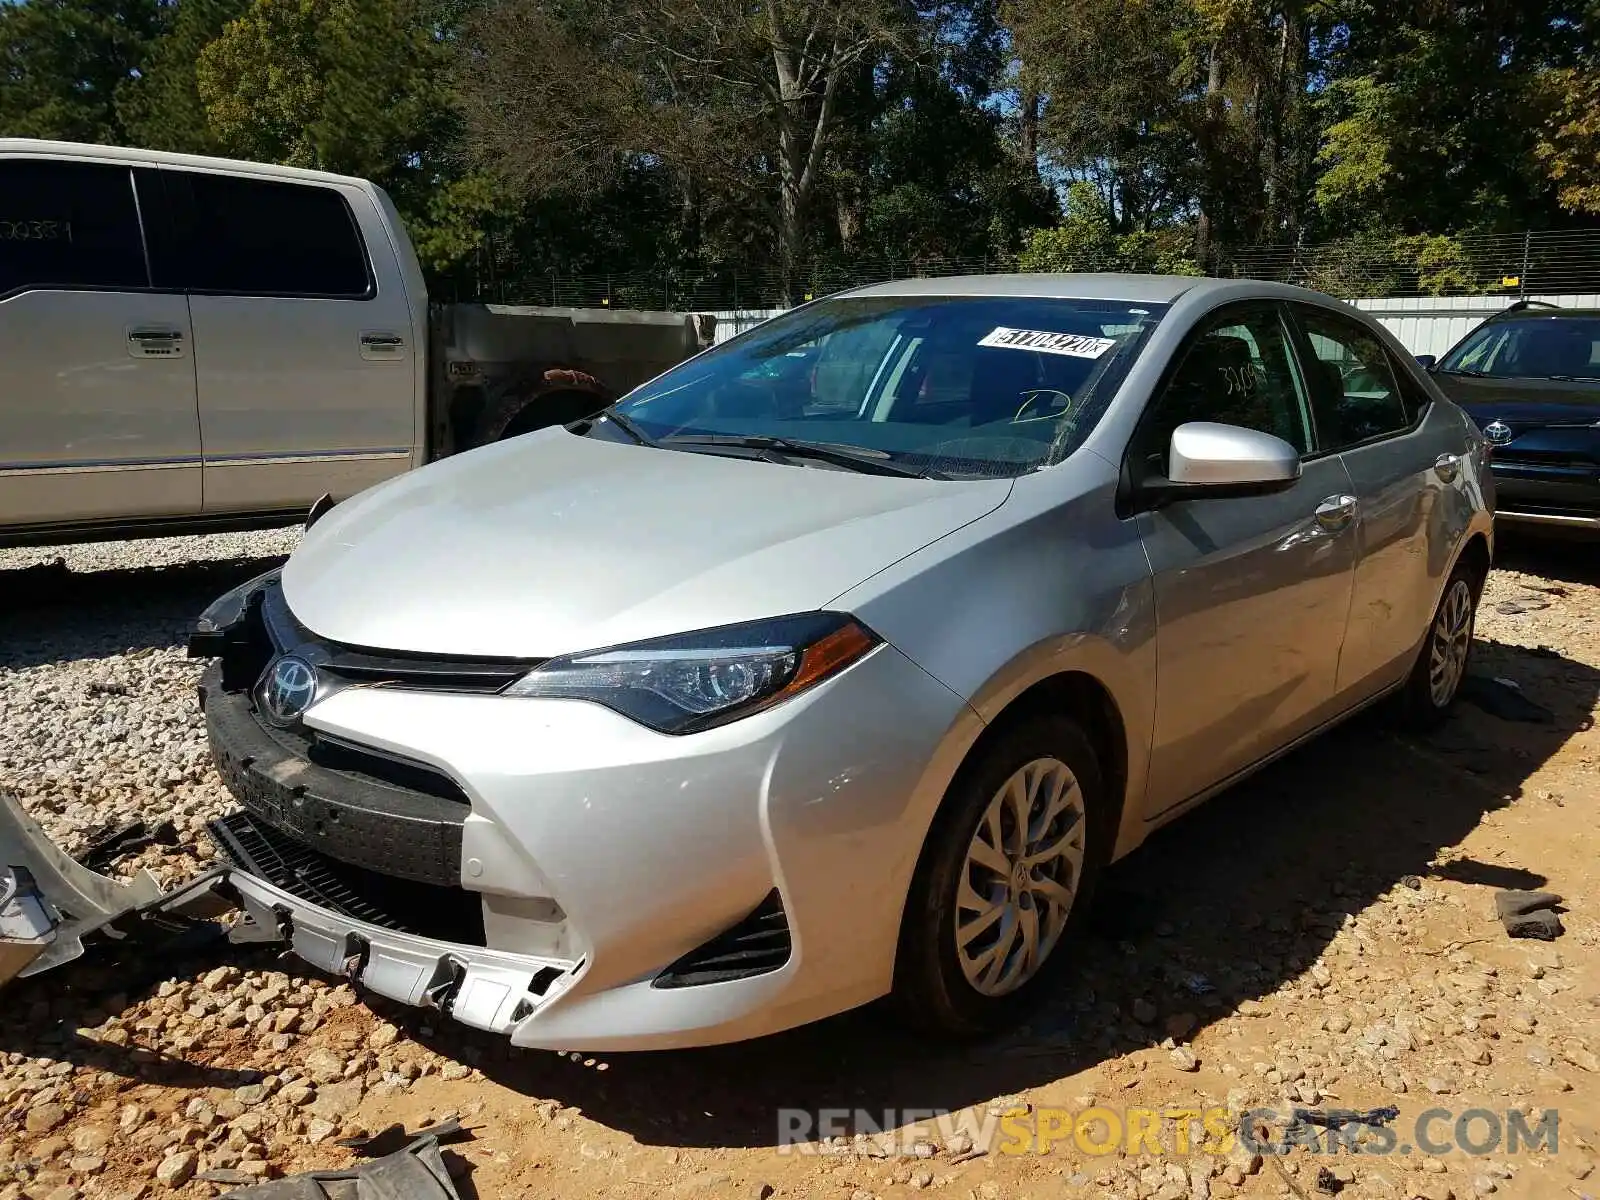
[260,655,319,726]
[1483,420,1513,446]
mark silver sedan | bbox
[189,274,1494,1050]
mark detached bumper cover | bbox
[222,863,581,1035]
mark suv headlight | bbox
[505,613,879,733]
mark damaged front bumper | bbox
[2,789,580,1037]
[223,861,582,1035]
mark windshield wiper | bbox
[662,433,945,479]
[1439,367,1488,377]
[1545,375,1600,383]
[596,409,657,445]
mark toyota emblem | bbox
[259,655,319,726]
[1483,420,1514,446]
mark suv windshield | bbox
[608,295,1168,479]
[1438,315,1600,383]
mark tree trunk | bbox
[1020,85,1039,180]
[1194,46,1225,271]
[770,29,845,306]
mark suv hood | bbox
[282,429,1011,658]
[1432,371,1600,423]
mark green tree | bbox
[118,0,250,153]
[191,0,510,276]
[1017,181,1198,274]
[0,0,161,142]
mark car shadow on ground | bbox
[0,554,288,671]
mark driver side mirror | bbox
[1415,354,1438,371]
[1134,422,1302,510]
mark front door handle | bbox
[1434,453,1461,483]
[1314,493,1358,532]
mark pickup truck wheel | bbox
[472,385,610,447]
[893,714,1110,1038]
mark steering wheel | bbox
[1011,388,1076,423]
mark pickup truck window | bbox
[0,159,148,298]
[153,172,373,300]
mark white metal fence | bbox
[711,294,1599,356]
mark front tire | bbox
[893,714,1111,1037]
[1398,558,1482,729]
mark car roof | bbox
[0,138,376,191]
[1488,307,1600,322]
[837,273,1343,306]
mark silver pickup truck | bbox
[0,139,714,547]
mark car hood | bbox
[281,428,1011,658]
[1432,372,1600,427]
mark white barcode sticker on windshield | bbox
[978,327,1117,358]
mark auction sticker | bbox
[978,327,1117,358]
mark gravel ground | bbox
[2,529,1597,1200]
[1,530,298,871]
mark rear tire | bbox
[1397,557,1483,730]
[893,714,1111,1037]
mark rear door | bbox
[147,169,415,514]
[1287,303,1459,698]
[0,156,201,528]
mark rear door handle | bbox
[1314,493,1358,532]
[1434,453,1461,483]
[127,326,185,358]
[360,331,405,361]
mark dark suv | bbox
[1425,301,1600,530]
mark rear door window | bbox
[150,171,373,299]
[0,159,149,297]
[1292,305,1412,449]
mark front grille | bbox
[1493,450,1597,469]
[258,583,540,692]
[209,809,487,945]
[652,890,792,989]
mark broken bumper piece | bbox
[4,788,578,1039]
[225,868,581,1036]
[1,789,172,987]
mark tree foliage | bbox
[2,0,1597,297]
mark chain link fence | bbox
[460,227,1600,313]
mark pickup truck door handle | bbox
[359,331,406,362]
[127,326,185,358]
[1434,453,1461,483]
[1314,493,1359,532]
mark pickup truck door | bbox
[145,169,417,515]
[0,157,201,529]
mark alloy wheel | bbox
[1428,577,1475,708]
[954,756,1087,997]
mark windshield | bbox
[609,295,1168,479]
[1438,316,1600,383]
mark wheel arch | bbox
[472,368,616,446]
[963,671,1131,853]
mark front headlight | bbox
[504,613,880,734]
